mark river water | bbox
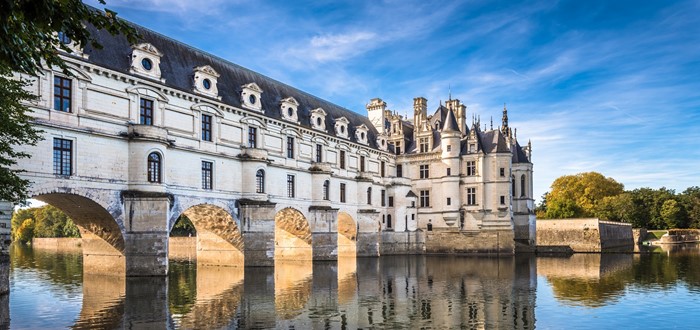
[4,244,700,329]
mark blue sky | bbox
[88,0,700,201]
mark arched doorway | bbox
[274,208,312,261]
[32,192,125,274]
[172,204,244,267]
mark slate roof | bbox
[512,141,531,163]
[80,23,381,148]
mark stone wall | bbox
[537,218,633,252]
[379,231,425,255]
[31,238,82,251]
[425,229,515,254]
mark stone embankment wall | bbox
[659,229,700,244]
[426,229,515,254]
[169,237,196,261]
[31,238,82,252]
[537,218,633,253]
[379,231,425,255]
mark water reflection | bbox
[8,243,700,329]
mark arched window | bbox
[323,180,330,200]
[256,169,265,193]
[511,175,516,197]
[367,187,372,205]
[521,174,527,197]
[147,152,161,183]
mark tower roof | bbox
[442,108,459,132]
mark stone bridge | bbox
[0,175,374,277]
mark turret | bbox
[441,109,461,159]
[445,98,466,135]
[367,98,387,134]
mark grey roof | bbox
[512,141,531,163]
[442,108,459,132]
[81,23,381,148]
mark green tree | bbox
[535,192,549,219]
[33,205,79,238]
[594,193,638,225]
[544,172,624,219]
[660,199,682,229]
[0,0,138,205]
[10,208,34,241]
[680,187,700,229]
[170,215,197,237]
[16,218,34,243]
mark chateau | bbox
[1,20,535,275]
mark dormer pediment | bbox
[376,133,388,151]
[242,82,263,93]
[280,97,299,122]
[193,65,220,99]
[310,107,327,131]
[133,43,163,56]
[334,116,350,138]
[241,82,263,112]
[130,42,164,82]
[355,124,369,144]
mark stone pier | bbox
[239,200,277,267]
[123,193,170,276]
[0,201,12,296]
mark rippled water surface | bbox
[5,243,700,329]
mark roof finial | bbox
[448,84,452,101]
[490,116,493,130]
[501,103,509,135]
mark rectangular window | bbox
[447,197,451,206]
[287,136,294,158]
[419,138,429,153]
[500,195,506,205]
[467,187,477,205]
[340,150,346,169]
[396,142,401,155]
[500,167,505,177]
[316,144,322,162]
[396,165,403,177]
[446,168,451,176]
[248,127,257,148]
[201,114,212,141]
[287,175,295,198]
[446,145,451,152]
[201,161,213,190]
[466,161,476,176]
[340,183,346,203]
[360,156,365,172]
[381,161,385,177]
[139,98,154,125]
[419,190,430,208]
[419,164,429,179]
[53,138,72,176]
[381,189,386,207]
[388,196,394,207]
[53,76,72,112]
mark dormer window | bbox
[193,65,220,99]
[355,124,369,144]
[241,82,263,112]
[55,31,88,59]
[280,97,299,122]
[130,43,164,82]
[334,117,350,138]
[376,134,388,151]
[310,108,327,131]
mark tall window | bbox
[340,183,346,203]
[380,161,385,177]
[499,167,505,177]
[396,165,403,178]
[388,196,394,207]
[339,150,346,169]
[53,76,72,112]
[447,168,451,176]
[395,141,401,155]
[419,137,429,153]
[287,136,295,158]
[248,127,257,148]
[466,161,476,176]
[140,98,154,125]
[512,175,516,197]
[147,152,161,183]
[256,169,265,193]
[53,138,72,176]
[367,187,372,205]
[287,175,295,198]
[316,144,322,162]
[419,164,429,179]
[201,161,213,190]
[360,156,365,172]
[447,197,451,206]
[381,189,386,207]
[323,180,330,200]
[202,114,212,141]
[500,195,506,205]
[521,174,527,197]
[419,190,430,207]
[467,187,476,205]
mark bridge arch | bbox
[337,211,357,258]
[170,200,244,267]
[274,207,312,261]
[28,185,125,274]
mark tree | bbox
[594,193,637,225]
[15,218,34,244]
[660,199,682,229]
[680,187,700,229]
[33,205,79,238]
[535,192,549,219]
[0,0,138,205]
[170,215,197,237]
[544,172,624,219]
